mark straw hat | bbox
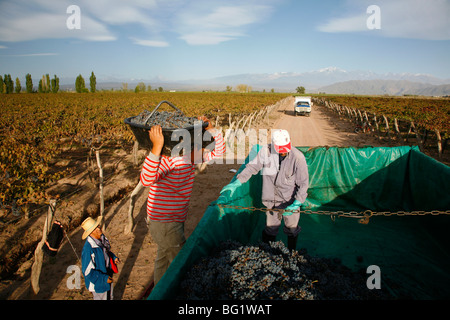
[81,216,102,240]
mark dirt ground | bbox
[0,97,443,300]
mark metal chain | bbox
[214,201,450,225]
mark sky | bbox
[0,0,449,85]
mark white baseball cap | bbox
[272,129,291,153]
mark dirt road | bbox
[273,97,384,148]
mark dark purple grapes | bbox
[129,110,198,129]
[176,240,391,300]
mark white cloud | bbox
[0,1,116,42]
[180,31,243,46]
[317,14,367,33]
[82,0,158,27]
[183,5,269,29]
[0,0,277,46]
[176,3,273,45]
[130,38,169,47]
[316,0,450,40]
[8,53,59,57]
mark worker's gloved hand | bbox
[283,200,302,216]
[220,179,242,197]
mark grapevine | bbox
[0,92,289,212]
[319,95,449,133]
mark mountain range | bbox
[195,67,450,96]
[62,67,450,96]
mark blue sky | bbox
[0,0,449,84]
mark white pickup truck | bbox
[294,96,312,116]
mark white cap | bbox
[272,129,291,153]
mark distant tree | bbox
[271,88,275,93]
[3,74,13,94]
[9,75,14,93]
[122,83,128,92]
[147,85,152,92]
[75,74,86,93]
[158,86,163,92]
[296,86,305,94]
[39,75,49,93]
[236,84,248,93]
[45,74,51,93]
[15,77,21,93]
[226,85,232,92]
[26,73,33,93]
[90,71,96,93]
[51,75,59,93]
[134,85,140,93]
[0,75,4,94]
[137,82,146,92]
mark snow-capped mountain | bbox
[195,67,449,95]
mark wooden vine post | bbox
[94,148,105,232]
[382,115,391,140]
[435,129,443,159]
[410,122,423,151]
[125,180,144,235]
[30,199,57,294]
[393,118,402,141]
[133,140,139,166]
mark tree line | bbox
[0,71,97,93]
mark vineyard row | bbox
[0,95,288,282]
[314,97,449,158]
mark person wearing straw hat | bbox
[220,129,309,251]
[81,216,119,300]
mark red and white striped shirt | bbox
[140,130,225,223]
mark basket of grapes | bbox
[124,100,211,154]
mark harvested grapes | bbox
[177,240,391,300]
[129,110,199,129]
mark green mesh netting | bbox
[149,145,450,300]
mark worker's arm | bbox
[201,117,226,162]
[140,125,173,187]
[235,146,270,184]
[220,146,269,196]
[293,153,309,204]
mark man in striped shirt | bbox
[140,117,225,284]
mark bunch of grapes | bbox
[129,110,198,129]
[177,240,391,300]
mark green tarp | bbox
[149,146,450,300]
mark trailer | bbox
[148,145,450,300]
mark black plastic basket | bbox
[124,100,214,155]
